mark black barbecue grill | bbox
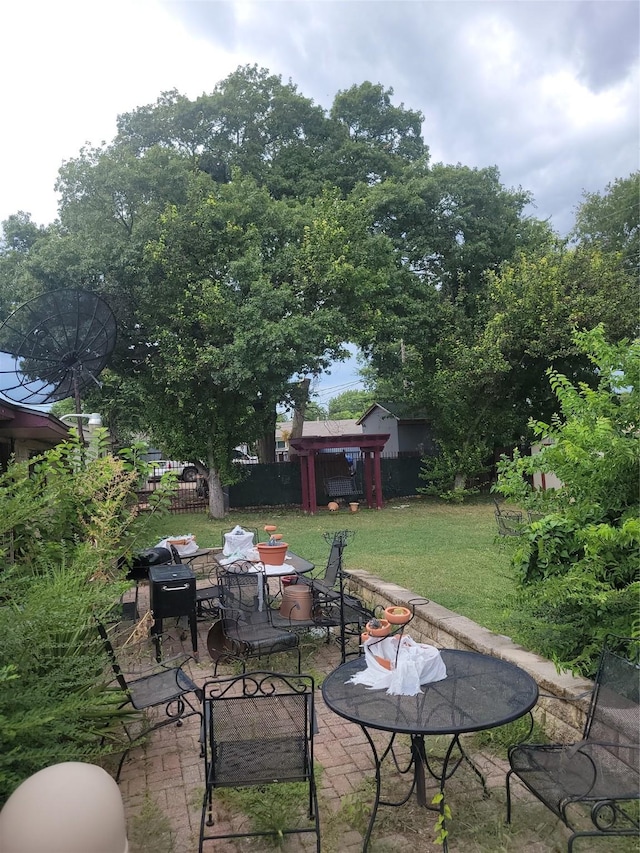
[149,564,198,661]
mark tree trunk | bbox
[288,378,310,460]
[257,408,277,462]
[454,473,467,490]
[207,467,226,519]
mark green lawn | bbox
[137,496,517,635]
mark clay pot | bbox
[366,619,391,637]
[327,501,339,512]
[263,524,277,533]
[349,502,359,513]
[256,542,288,565]
[360,631,370,643]
[384,606,412,625]
[373,654,393,671]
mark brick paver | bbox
[117,581,567,853]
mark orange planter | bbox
[256,542,288,565]
[366,619,391,637]
[384,606,412,625]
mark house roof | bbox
[0,400,70,444]
[276,419,362,439]
[357,401,431,426]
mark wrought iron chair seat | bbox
[126,665,200,710]
[510,740,639,804]
[506,635,639,852]
[210,736,309,787]
[225,616,299,654]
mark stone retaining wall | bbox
[347,569,594,742]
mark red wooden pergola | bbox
[289,433,390,514]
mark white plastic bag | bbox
[349,635,447,695]
[222,525,255,557]
[156,534,199,557]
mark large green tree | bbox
[140,177,394,514]
[327,389,375,420]
[572,172,639,276]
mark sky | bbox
[1,0,638,402]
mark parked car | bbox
[233,448,258,464]
[147,460,199,482]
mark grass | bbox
[137,495,517,636]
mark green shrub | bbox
[0,435,173,803]
[496,327,639,675]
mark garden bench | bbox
[324,475,362,501]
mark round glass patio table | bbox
[322,649,539,852]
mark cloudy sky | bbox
[1,0,638,399]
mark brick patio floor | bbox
[116,577,573,853]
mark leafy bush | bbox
[0,435,173,803]
[418,442,488,502]
[496,327,639,674]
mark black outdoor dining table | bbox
[212,549,315,577]
[322,649,539,852]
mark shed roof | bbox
[357,401,431,425]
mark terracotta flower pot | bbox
[349,502,359,513]
[327,501,339,512]
[256,542,288,565]
[366,619,391,637]
[384,606,412,625]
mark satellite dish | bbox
[0,288,117,407]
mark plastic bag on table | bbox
[222,525,255,557]
[156,534,199,556]
[349,634,447,696]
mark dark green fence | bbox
[227,457,423,509]
[229,461,302,507]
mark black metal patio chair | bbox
[494,508,524,538]
[207,564,301,674]
[199,671,320,852]
[297,530,374,662]
[195,563,221,620]
[506,635,639,852]
[96,620,202,782]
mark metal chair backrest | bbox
[96,620,130,696]
[322,542,344,589]
[217,567,269,625]
[321,530,354,588]
[202,671,314,787]
[584,636,639,764]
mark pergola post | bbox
[307,452,317,515]
[299,453,310,512]
[373,448,383,510]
